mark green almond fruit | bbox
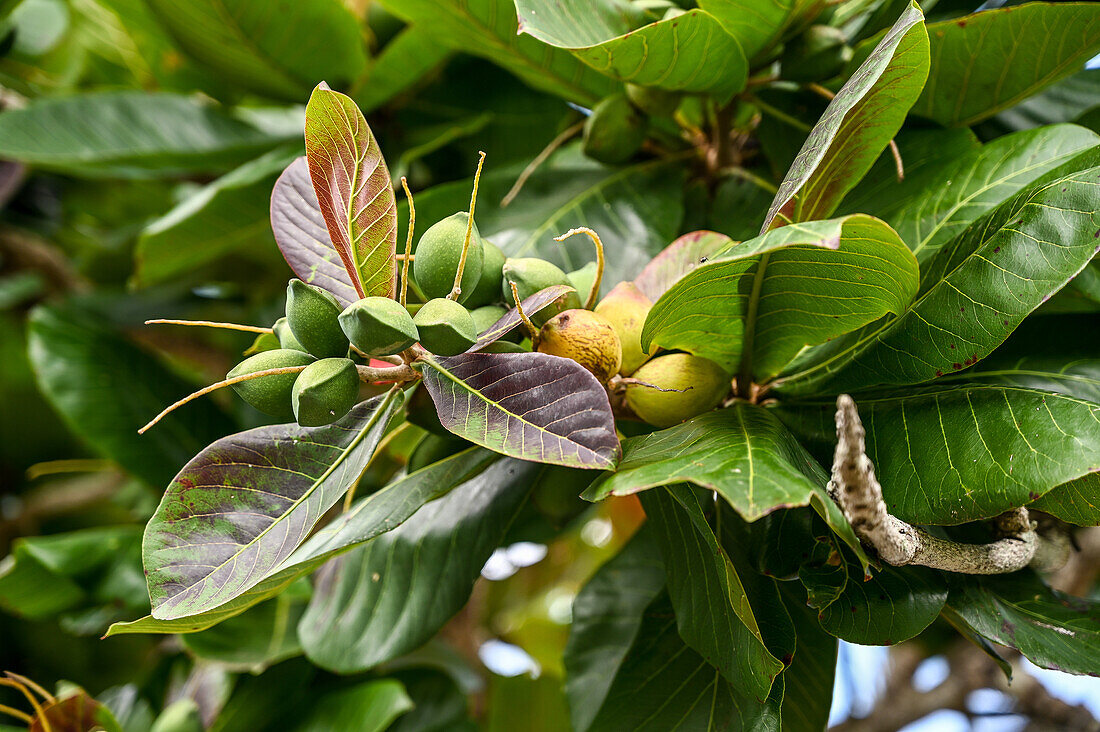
[292,358,360,427]
[471,303,508,336]
[625,83,682,117]
[339,296,419,357]
[244,331,280,356]
[413,297,477,355]
[566,261,598,305]
[582,93,648,165]
[285,279,349,358]
[464,239,506,308]
[227,348,315,419]
[625,353,730,428]
[412,212,485,303]
[501,257,582,326]
[273,316,306,352]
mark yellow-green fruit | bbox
[413,212,484,303]
[582,93,648,165]
[567,261,598,304]
[227,349,315,419]
[339,296,419,356]
[273,316,306,352]
[594,282,653,375]
[782,25,852,82]
[537,309,622,382]
[501,257,582,325]
[470,304,507,335]
[286,279,348,358]
[625,83,682,117]
[292,358,360,427]
[465,240,506,308]
[413,298,477,355]
[625,353,730,428]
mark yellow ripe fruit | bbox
[537,309,622,382]
[625,353,730,428]
[594,281,653,375]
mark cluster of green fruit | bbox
[582,83,682,165]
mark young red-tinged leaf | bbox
[416,352,620,469]
[304,83,397,299]
[468,284,576,351]
[632,230,733,303]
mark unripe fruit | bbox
[227,348,315,419]
[413,298,477,355]
[537,309,622,382]
[470,304,507,335]
[782,25,852,82]
[582,93,648,165]
[625,353,730,428]
[625,83,682,117]
[291,358,360,427]
[286,279,348,358]
[273,316,306,352]
[413,212,484,303]
[245,331,280,356]
[501,257,582,325]
[408,433,469,473]
[567,261,598,304]
[594,282,653,375]
[339,296,419,357]
[465,240,506,308]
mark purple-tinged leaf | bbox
[143,390,403,621]
[271,157,359,306]
[416,352,620,469]
[633,230,733,302]
[304,83,397,299]
[469,284,576,351]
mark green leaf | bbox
[295,679,413,732]
[133,145,301,287]
[1031,473,1100,527]
[947,571,1100,676]
[514,1,747,98]
[0,92,298,178]
[470,285,578,350]
[776,582,837,732]
[912,3,1100,127]
[378,0,616,104]
[106,449,501,636]
[144,0,367,101]
[143,391,403,621]
[298,457,537,672]
[416,352,620,469]
[777,153,1100,395]
[641,215,918,381]
[776,384,1100,525]
[761,2,928,230]
[632,230,732,303]
[355,24,452,113]
[27,302,235,487]
[305,83,398,299]
[698,0,794,61]
[641,485,783,698]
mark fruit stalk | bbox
[449,151,486,301]
[400,176,415,308]
[554,227,604,309]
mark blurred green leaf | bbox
[777,582,837,732]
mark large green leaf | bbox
[305,83,398,299]
[776,153,1100,395]
[912,3,1100,127]
[1031,473,1100,527]
[298,457,537,672]
[106,449,501,636]
[947,572,1100,676]
[133,145,300,287]
[143,391,403,621]
[776,384,1100,525]
[761,2,928,230]
[515,1,747,97]
[0,92,298,178]
[27,302,234,487]
[295,679,413,732]
[144,0,367,101]
[378,0,616,103]
[416,352,620,469]
[641,215,918,381]
[776,582,836,732]
[698,0,794,61]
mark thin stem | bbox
[889,139,905,182]
[508,281,540,343]
[400,176,415,308]
[0,679,46,731]
[145,319,272,334]
[501,120,583,207]
[449,151,486,301]
[4,673,52,704]
[747,95,812,132]
[805,82,836,101]
[0,704,31,724]
[735,252,770,398]
[718,166,779,195]
[554,227,604,309]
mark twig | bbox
[501,120,583,207]
[554,227,604,309]
[400,176,415,308]
[0,705,31,724]
[449,151,486,301]
[508,281,540,344]
[144,319,272,334]
[355,362,417,384]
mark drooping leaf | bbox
[642,215,918,381]
[27,302,234,487]
[697,0,795,61]
[947,571,1100,676]
[776,582,837,732]
[912,3,1100,127]
[304,83,398,299]
[777,153,1100,395]
[143,391,403,621]
[295,679,413,732]
[416,352,620,469]
[0,92,299,178]
[632,230,732,303]
[761,2,928,230]
[776,384,1100,525]
[144,0,367,101]
[271,156,359,306]
[298,457,537,672]
[469,285,577,350]
[515,1,747,98]
[1031,473,1100,527]
[134,145,301,287]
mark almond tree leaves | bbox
[143,390,402,621]
[1031,473,1100,526]
[304,83,398,300]
[641,215,918,383]
[514,0,748,98]
[697,0,795,61]
[632,230,732,303]
[416,352,620,469]
[270,157,359,306]
[761,2,928,231]
[468,285,577,350]
[913,3,1100,128]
